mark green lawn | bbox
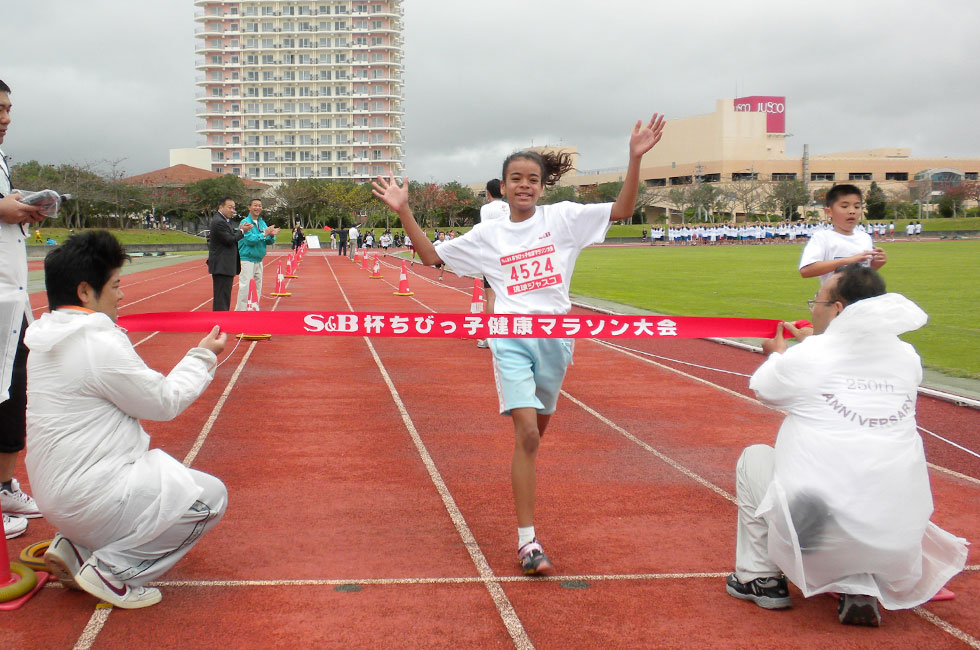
[571,241,980,379]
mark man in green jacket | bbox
[236,198,279,311]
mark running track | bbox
[4,250,978,648]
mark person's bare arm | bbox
[371,175,444,266]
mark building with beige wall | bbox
[539,98,979,220]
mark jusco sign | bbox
[733,96,786,133]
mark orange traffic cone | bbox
[0,501,47,610]
[285,254,298,279]
[393,261,414,296]
[237,279,271,340]
[369,254,384,279]
[361,250,370,271]
[470,278,485,313]
[269,260,292,297]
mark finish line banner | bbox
[117,311,786,339]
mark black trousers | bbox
[0,316,28,453]
[212,274,234,311]
[338,241,348,256]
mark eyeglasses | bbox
[807,299,836,309]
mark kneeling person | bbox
[25,231,229,609]
[727,265,968,627]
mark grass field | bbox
[571,241,980,379]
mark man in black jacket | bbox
[207,197,252,311]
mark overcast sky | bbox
[3,0,978,184]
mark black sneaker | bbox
[838,594,881,627]
[518,539,554,576]
[725,573,792,609]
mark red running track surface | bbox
[4,251,977,648]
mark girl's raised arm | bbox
[610,113,666,222]
[371,175,443,267]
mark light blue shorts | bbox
[489,337,574,416]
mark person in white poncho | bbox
[25,231,229,609]
[726,264,968,627]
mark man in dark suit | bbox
[207,196,252,311]
[337,226,348,257]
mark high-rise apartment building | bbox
[194,0,404,184]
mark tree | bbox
[186,175,250,217]
[636,186,668,223]
[689,182,718,222]
[271,180,318,228]
[440,181,478,228]
[318,180,371,230]
[667,186,692,223]
[539,185,577,205]
[407,181,446,230]
[758,184,779,221]
[770,179,810,221]
[866,181,887,221]
[730,178,762,221]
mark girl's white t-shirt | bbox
[436,201,612,315]
[799,228,874,284]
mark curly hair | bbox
[501,150,575,187]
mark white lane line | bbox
[153,571,732,588]
[71,606,112,650]
[913,607,980,648]
[74,264,287,648]
[919,425,980,460]
[927,463,980,487]
[590,339,980,485]
[324,256,533,650]
[559,390,736,503]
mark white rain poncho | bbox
[749,293,968,609]
[24,309,217,559]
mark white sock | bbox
[518,526,536,548]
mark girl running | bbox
[372,113,665,574]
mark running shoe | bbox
[3,512,27,539]
[476,339,489,349]
[518,539,554,576]
[0,478,42,518]
[44,533,91,591]
[75,558,162,609]
[838,594,881,627]
[725,573,792,609]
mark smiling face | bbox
[219,199,236,219]
[80,267,124,323]
[825,193,862,235]
[501,157,544,220]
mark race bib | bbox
[501,245,562,296]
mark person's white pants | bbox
[236,259,263,311]
[96,469,227,587]
[735,444,782,582]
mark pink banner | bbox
[117,311,788,339]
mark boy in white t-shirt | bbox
[799,184,887,285]
[373,113,666,576]
[476,179,511,348]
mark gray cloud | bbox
[3,0,977,184]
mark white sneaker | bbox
[44,533,91,591]
[75,558,162,609]
[476,339,489,349]
[3,512,27,539]
[1,478,42,518]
